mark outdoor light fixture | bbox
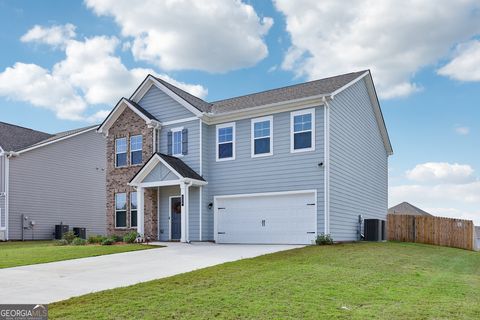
[208,202,213,209]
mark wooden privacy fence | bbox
[387,214,475,251]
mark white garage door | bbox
[215,191,317,244]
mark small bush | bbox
[72,237,87,246]
[123,231,138,244]
[110,234,123,242]
[87,235,105,244]
[101,238,115,246]
[62,231,76,244]
[315,233,334,245]
[54,239,69,246]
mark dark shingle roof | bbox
[153,71,367,115]
[0,122,53,152]
[153,76,212,113]
[210,71,367,114]
[25,125,98,149]
[126,99,158,120]
[388,202,433,216]
[157,153,205,181]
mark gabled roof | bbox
[388,202,433,216]
[210,71,367,114]
[97,98,161,134]
[129,153,206,186]
[157,153,205,181]
[153,76,212,113]
[0,122,52,152]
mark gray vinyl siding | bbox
[156,185,201,241]
[188,186,200,241]
[201,122,211,240]
[328,79,388,241]
[8,130,106,240]
[139,85,196,122]
[0,155,5,230]
[158,119,201,173]
[204,106,326,239]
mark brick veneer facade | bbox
[105,107,158,240]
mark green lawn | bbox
[50,242,480,320]
[0,240,156,269]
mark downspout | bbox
[322,97,331,235]
[3,152,18,240]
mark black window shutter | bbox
[167,131,172,155]
[182,129,188,155]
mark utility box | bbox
[55,224,69,239]
[364,219,385,241]
[73,227,86,239]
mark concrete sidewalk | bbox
[0,242,301,304]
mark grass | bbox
[50,242,480,320]
[0,240,156,269]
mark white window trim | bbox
[115,193,127,229]
[115,137,128,168]
[130,135,143,166]
[290,108,315,153]
[130,191,138,229]
[171,127,184,157]
[216,122,236,161]
[251,115,273,158]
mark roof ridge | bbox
[210,70,368,104]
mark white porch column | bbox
[180,182,187,242]
[137,186,145,237]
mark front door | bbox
[170,197,182,240]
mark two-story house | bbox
[98,70,393,244]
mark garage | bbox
[214,190,317,244]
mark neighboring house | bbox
[475,226,480,251]
[98,70,393,244]
[388,202,433,216]
[0,122,106,240]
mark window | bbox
[130,192,137,228]
[251,116,273,157]
[115,138,127,167]
[115,193,127,228]
[171,128,183,156]
[291,109,315,152]
[216,122,235,161]
[130,135,143,165]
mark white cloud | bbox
[274,0,480,99]
[455,126,470,135]
[390,182,480,225]
[438,40,480,81]
[20,24,76,47]
[406,162,475,184]
[0,29,207,121]
[84,0,273,72]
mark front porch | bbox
[130,153,207,243]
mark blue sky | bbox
[0,0,479,223]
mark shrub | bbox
[315,233,334,245]
[72,237,87,246]
[62,231,76,244]
[54,239,69,246]
[123,231,138,244]
[110,234,123,242]
[101,238,115,246]
[88,235,105,244]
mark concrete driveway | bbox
[0,242,302,304]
